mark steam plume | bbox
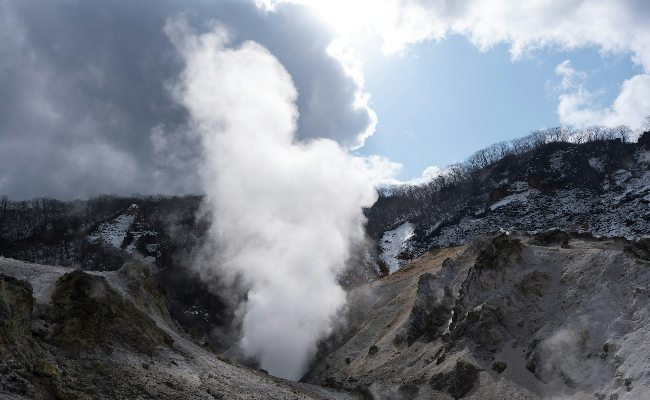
[165,19,378,379]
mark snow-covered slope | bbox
[87,203,161,266]
[379,222,415,273]
[370,135,650,265]
[87,207,137,248]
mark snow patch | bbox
[510,181,530,191]
[87,204,158,255]
[88,213,135,248]
[145,244,159,252]
[549,151,566,173]
[613,169,632,186]
[379,222,414,273]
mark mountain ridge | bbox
[367,130,650,271]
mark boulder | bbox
[405,273,454,345]
[430,358,481,399]
[475,235,522,270]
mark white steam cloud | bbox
[165,19,379,379]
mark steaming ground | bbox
[305,232,650,399]
[166,19,380,379]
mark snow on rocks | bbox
[393,157,650,259]
[612,169,632,187]
[379,222,415,273]
[636,150,650,164]
[87,212,135,248]
[87,204,159,256]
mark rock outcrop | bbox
[0,274,34,396]
[429,358,481,399]
[0,258,358,400]
[305,232,650,400]
[405,272,453,345]
[44,269,174,354]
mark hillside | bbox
[2,132,650,354]
[3,231,649,399]
[0,193,378,353]
[0,257,357,400]
[2,131,650,399]
[368,131,650,271]
[305,232,650,399]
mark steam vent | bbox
[2,0,650,398]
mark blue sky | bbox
[356,36,641,180]
[2,0,649,198]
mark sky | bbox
[1,0,649,198]
[357,36,641,179]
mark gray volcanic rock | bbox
[429,358,481,399]
[473,235,523,270]
[0,274,35,397]
[44,269,174,355]
[0,258,360,400]
[305,232,650,400]
[0,274,33,354]
[405,272,453,345]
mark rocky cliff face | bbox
[305,232,650,399]
[0,257,358,400]
[0,195,246,354]
[0,273,35,396]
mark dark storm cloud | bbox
[0,0,375,199]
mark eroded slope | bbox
[0,257,358,400]
[306,233,650,400]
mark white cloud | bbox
[382,0,650,129]
[605,74,650,128]
[555,60,587,90]
[359,154,405,185]
[326,37,378,149]
[375,163,446,188]
[410,165,445,184]
[556,60,650,130]
[263,0,650,130]
[166,18,383,379]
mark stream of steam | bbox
[166,19,379,379]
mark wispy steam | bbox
[165,19,379,379]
